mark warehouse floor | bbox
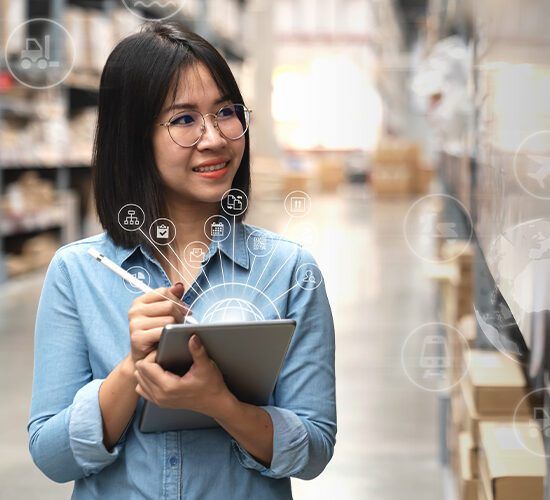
[0,186,446,499]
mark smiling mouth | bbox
[192,162,229,173]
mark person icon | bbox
[303,270,317,284]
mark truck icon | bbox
[20,35,60,70]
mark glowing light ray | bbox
[273,282,299,304]
[187,281,283,322]
[169,241,219,295]
[261,249,298,294]
[165,243,207,295]
[252,218,293,290]
[218,246,226,287]
[138,228,193,290]
[231,216,236,292]
[244,255,257,288]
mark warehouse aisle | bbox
[0,188,443,499]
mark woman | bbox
[28,22,336,499]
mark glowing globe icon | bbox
[202,298,264,324]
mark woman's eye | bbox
[218,106,235,119]
[171,113,196,126]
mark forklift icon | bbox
[20,35,60,70]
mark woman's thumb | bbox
[169,282,185,298]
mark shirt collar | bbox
[114,219,250,270]
[206,218,250,270]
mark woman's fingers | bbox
[133,300,188,322]
[139,287,182,304]
[140,327,163,344]
[130,316,177,331]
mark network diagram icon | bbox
[124,211,140,226]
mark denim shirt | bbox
[28,222,336,499]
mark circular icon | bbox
[513,387,550,458]
[402,193,473,264]
[186,281,282,323]
[513,130,550,200]
[5,18,75,90]
[221,188,248,217]
[284,191,311,218]
[118,204,145,232]
[121,0,186,22]
[246,230,274,258]
[203,298,265,324]
[123,266,151,294]
[149,218,176,246]
[204,215,231,243]
[401,322,470,392]
[295,262,323,290]
[184,241,209,269]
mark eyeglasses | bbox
[159,103,252,148]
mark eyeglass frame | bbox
[158,103,253,148]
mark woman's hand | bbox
[134,335,234,417]
[127,282,190,365]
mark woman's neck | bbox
[165,197,219,251]
[154,195,220,286]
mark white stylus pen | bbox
[88,248,198,325]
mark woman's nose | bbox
[197,115,225,149]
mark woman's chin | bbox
[181,187,230,205]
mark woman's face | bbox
[152,63,246,205]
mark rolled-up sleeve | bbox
[28,252,125,483]
[232,247,337,480]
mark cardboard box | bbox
[461,379,530,447]
[458,314,478,346]
[464,350,529,416]
[282,171,311,194]
[478,479,488,500]
[478,422,546,500]
[371,162,413,195]
[373,139,420,164]
[441,240,475,265]
[317,159,344,192]
[459,432,479,500]
[414,165,434,194]
[371,139,420,196]
[460,431,479,478]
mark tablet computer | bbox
[139,319,296,433]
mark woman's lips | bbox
[193,164,230,179]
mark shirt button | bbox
[169,456,178,466]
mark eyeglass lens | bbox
[167,104,250,147]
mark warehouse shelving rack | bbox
[0,0,248,283]
[433,1,550,498]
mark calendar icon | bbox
[210,222,224,237]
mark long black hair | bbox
[92,21,251,249]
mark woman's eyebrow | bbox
[166,94,232,113]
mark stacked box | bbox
[440,241,475,326]
[459,432,479,500]
[317,158,345,192]
[463,350,530,420]
[282,171,311,194]
[478,422,546,500]
[450,348,535,499]
[448,314,478,388]
[414,164,435,194]
[371,139,420,196]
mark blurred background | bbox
[1,0,550,499]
